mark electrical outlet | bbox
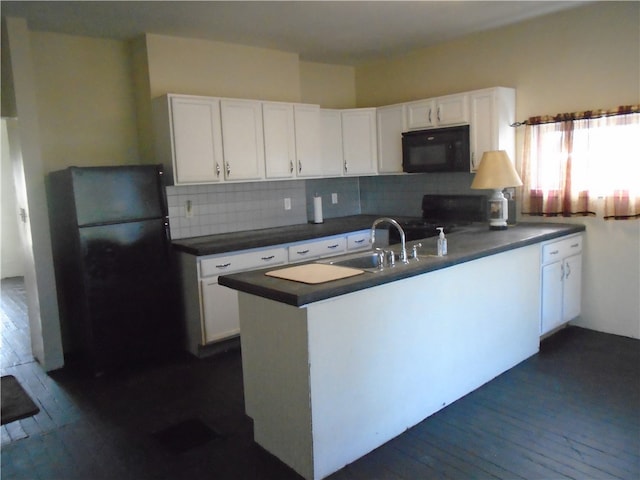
[284,198,292,210]
[331,193,338,204]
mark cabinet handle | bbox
[226,162,231,176]
[549,250,559,256]
[216,263,231,269]
[471,152,476,169]
[565,262,571,279]
[327,244,339,249]
[437,107,441,122]
[290,161,294,173]
[215,163,221,177]
[298,160,302,173]
[354,239,365,244]
[261,255,275,261]
[560,264,565,280]
[570,243,580,249]
[344,161,348,173]
[297,249,310,255]
[428,108,432,124]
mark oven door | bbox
[402,125,469,173]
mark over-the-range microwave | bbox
[401,124,470,173]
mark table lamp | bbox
[470,150,523,230]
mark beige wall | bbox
[144,34,302,101]
[356,2,639,115]
[31,32,140,172]
[300,61,356,108]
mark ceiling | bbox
[1,1,590,65]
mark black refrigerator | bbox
[47,165,181,373]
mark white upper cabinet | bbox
[405,93,469,130]
[376,104,405,174]
[320,109,344,177]
[341,108,377,176]
[153,94,225,185]
[220,99,265,181]
[263,102,322,179]
[469,87,516,172]
[263,102,297,179]
[293,104,323,177]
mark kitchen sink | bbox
[317,250,402,273]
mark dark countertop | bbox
[218,222,585,307]
[172,215,382,256]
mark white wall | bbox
[1,119,24,278]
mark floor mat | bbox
[1,375,40,425]
[152,418,220,453]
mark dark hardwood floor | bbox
[2,276,639,480]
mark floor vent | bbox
[152,418,221,453]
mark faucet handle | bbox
[410,243,422,260]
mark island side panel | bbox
[305,244,541,480]
[237,292,315,480]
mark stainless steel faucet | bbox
[370,217,408,264]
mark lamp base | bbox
[488,189,509,231]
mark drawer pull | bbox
[570,243,580,248]
[549,250,559,255]
[327,244,339,249]
[297,249,310,255]
[261,255,275,261]
[354,239,365,244]
[216,263,231,269]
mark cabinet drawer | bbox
[541,235,583,264]
[200,247,287,277]
[288,236,347,262]
[347,231,370,250]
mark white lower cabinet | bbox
[540,234,583,335]
[179,230,379,355]
[199,247,286,344]
[288,235,347,263]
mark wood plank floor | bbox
[2,276,639,479]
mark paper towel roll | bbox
[313,195,323,223]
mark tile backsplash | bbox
[167,173,477,239]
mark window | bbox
[521,106,640,219]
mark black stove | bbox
[388,194,486,244]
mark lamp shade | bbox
[470,150,523,189]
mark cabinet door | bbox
[263,102,296,179]
[341,109,377,175]
[170,97,224,184]
[406,99,436,130]
[377,104,405,173]
[294,105,323,177]
[201,279,240,343]
[436,94,469,126]
[469,91,495,172]
[320,109,344,176]
[541,261,563,335]
[220,99,265,181]
[562,254,582,322]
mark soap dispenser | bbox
[436,227,447,256]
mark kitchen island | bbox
[219,223,584,480]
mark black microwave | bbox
[402,125,470,173]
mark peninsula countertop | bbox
[218,222,585,307]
